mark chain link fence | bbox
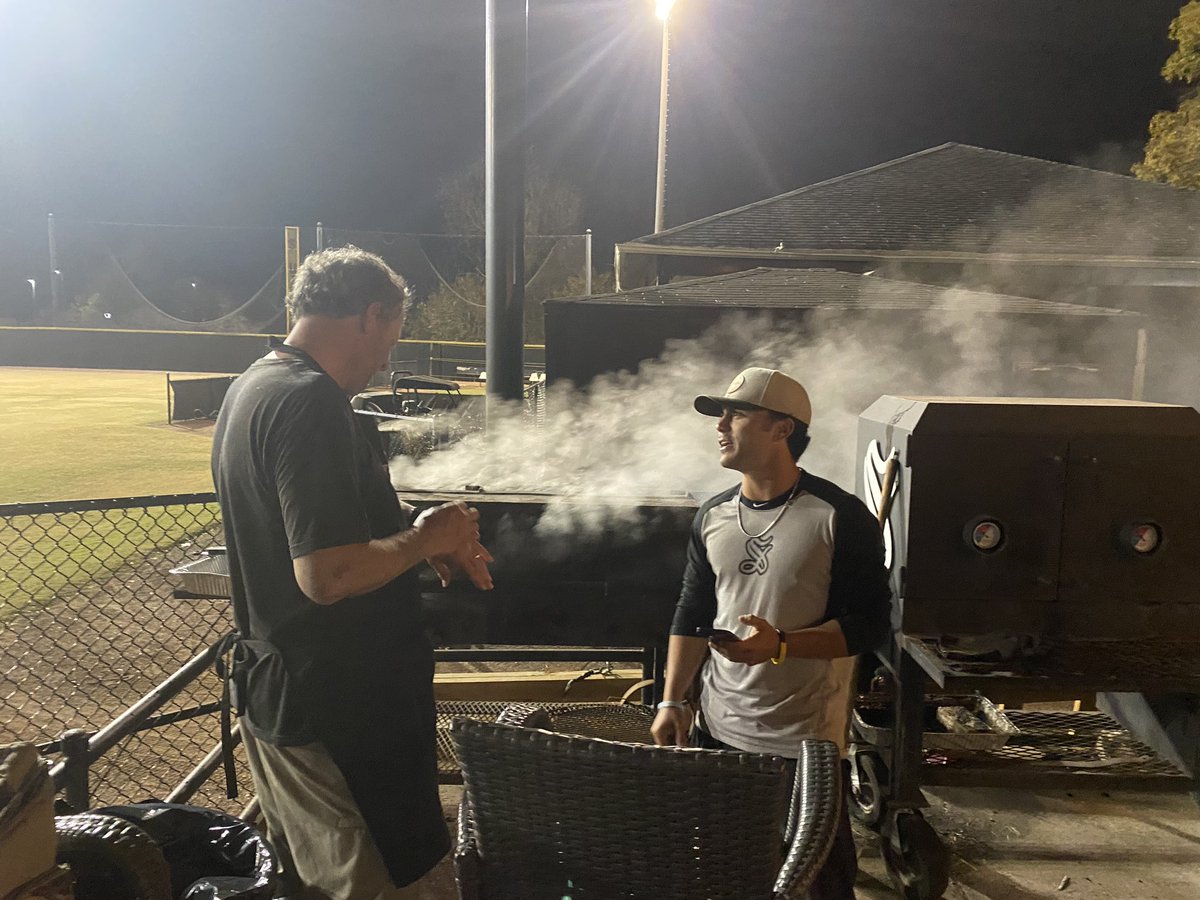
[0,494,253,811]
[0,489,633,812]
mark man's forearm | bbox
[662,634,710,701]
[293,528,430,605]
[784,619,850,660]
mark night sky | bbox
[0,0,1187,255]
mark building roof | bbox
[622,144,1200,264]
[550,267,1138,317]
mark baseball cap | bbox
[694,367,812,424]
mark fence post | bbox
[47,212,61,315]
[584,228,592,295]
[59,729,91,812]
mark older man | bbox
[651,366,890,899]
[213,247,492,899]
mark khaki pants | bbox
[241,722,430,900]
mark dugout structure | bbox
[166,374,237,424]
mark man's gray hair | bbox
[287,246,411,320]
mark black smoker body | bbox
[397,490,696,683]
[853,396,1200,898]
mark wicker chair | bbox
[451,714,842,900]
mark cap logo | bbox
[728,374,746,392]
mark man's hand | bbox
[414,501,481,556]
[709,614,780,665]
[651,705,693,747]
[414,502,494,590]
[427,543,494,591]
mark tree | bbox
[405,269,614,344]
[406,274,485,342]
[437,155,582,237]
[1134,2,1200,188]
[409,158,604,342]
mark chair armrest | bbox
[454,793,481,900]
[774,740,843,899]
[496,703,554,729]
[453,707,549,899]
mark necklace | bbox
[735,477,802,539]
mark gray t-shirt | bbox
[670,471,891,756]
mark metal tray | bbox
[170,553,231,599]
[853,695,1019,753]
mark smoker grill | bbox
[394,490,696,650]
[171,491,697,779]
[175,490,696,648]
[853,396,1200,899]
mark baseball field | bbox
[0,367,217,612]
[0,367,216,503]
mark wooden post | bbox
[284,226,301,334]
[47,212,61,314]
[1132,327,1148,401]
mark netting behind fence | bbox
[0,494,254,810]
[52,220,288,332]
[321,231,587,301]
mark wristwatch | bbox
[656,699,690,710]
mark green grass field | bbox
[0,366,489,612]
[0,368,215,503]
[0,368,218,612]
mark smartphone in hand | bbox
[695,626,739,643]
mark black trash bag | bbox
[92,802,276,900]
[181,874,271,900]
[55,813,173,900]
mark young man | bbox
[650,366,890,898]
[212,246,493,899]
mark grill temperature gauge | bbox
[967,519,1004,553]
[1129,523,1161,555]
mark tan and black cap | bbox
[694,367,812,425]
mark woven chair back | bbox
[452,718,791,900]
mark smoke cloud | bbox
[392,160,1200,532]
[391,283,1141,508]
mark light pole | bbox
[484,0,527,406]
[26,278,36,308]
[653,0,676,234]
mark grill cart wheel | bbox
[880,810,950,900]
[55,813,172,900]
[847,745,885,828]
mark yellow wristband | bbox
[770,628,787,664]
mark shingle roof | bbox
[552,267,1137,317]
[624,144,1200,262]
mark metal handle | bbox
[877,450,900,529]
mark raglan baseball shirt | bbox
[671,469,891,757]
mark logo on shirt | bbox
[739,535,775,575]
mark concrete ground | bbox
[856,787,1200,899]
[415,784,1200,898]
